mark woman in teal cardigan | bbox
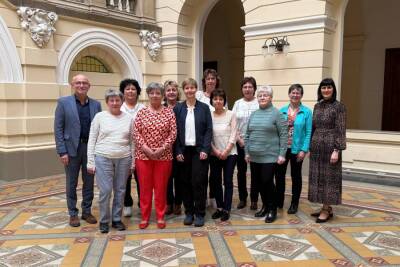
[275,84,312,214]
[245,85,287,223]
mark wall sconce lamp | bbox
[262,36,290,56]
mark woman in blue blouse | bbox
[275,84,312,214]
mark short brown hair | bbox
[182,78,198,90]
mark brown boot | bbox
[81,213,97,224]
[173,204,182,215]
[69,215,80,227]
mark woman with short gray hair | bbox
[245,85,287,223]
[133,82,177,229]
[87,89,133,233]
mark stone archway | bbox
[57,28,143,86]
[0,16,23,83]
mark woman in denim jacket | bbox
[275,84,312,214]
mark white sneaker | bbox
[123,206,132,217]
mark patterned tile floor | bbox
[0,176,399,267]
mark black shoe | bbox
[212,209,224,219]
[265,209,277,223]
[111,221,126,231]
[99,223,109,233]
[183,214,194,225]
[287,203,298,214]
[194,215,205,227]
[221,211,230,221]
[250,202,258,210]
[255,206,267,217]
[237,200,246,209]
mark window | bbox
[71,56,110,73]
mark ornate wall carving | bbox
[139,30,161,61]
[17,7,58,48]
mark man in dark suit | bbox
[54,74,102,227]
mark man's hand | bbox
[87,167,95,174]
[60,154,69,166]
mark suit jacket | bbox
[173,100,212,155]
[54,95,101,157]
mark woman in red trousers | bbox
[133,82,177,229]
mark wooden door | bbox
[382,48,400,131]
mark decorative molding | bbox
[241,15,338,38]
[7,0,160,33]
[139,30,162,61]
[57,28,143,86]
[161,35,193,47]
[17,7,58,48]
[0,16,23,83]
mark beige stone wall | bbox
[0,1,156,180]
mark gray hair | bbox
[257,85,273,97]
[105,88,123,102]
[146,82,164,96]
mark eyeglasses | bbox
[73,81,89,86]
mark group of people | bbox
[54,70,346,234]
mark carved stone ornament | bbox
[139,30,162,61]
[17,7,58,48]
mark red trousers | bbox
[136,159,172,221]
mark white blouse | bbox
[232,98,259,139]
[185,106,196,146]
[211,110,238,156]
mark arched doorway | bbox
[202,0,245,107]
[68,46,124,101]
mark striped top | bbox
[211,110,238,156]
[87,111,133,169]
[244,103,288,163]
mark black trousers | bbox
[236,144,248,202]
[124,170,140,207]
[209,155,237,212]
[250,162,276,210]
[275,148,303,207]
[167,159,182,206]
[179,146,209,217]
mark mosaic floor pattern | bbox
[0,176,399,266]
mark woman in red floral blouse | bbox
[133,82,177,229]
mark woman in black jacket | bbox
[174,78,213,227]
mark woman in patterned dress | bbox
[308,78,346,223]
[133,82,177,229]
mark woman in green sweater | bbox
[245,85,288,223]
